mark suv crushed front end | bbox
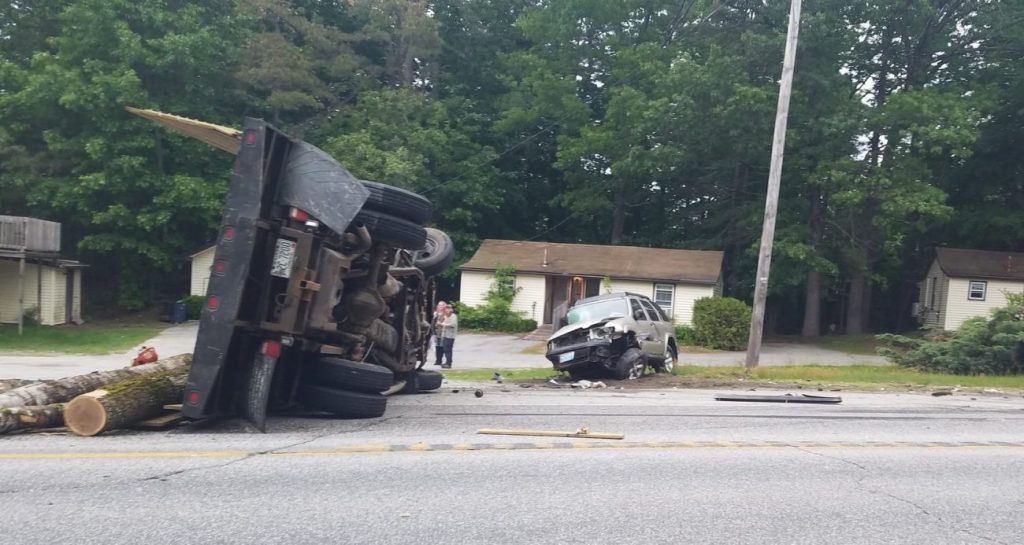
[545,319,632,373]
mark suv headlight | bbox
[588,326,619,341]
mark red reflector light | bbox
[207,295,220,311]
[187,390,200,405]
[261,340,282,359]
[289,208,310,222]
[244,131,257,145]
[214,260,226,275]
[222,226,235,241]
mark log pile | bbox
[0,354,191,436]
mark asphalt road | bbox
[3,385,1023,545]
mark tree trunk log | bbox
[0,404,65,435]
[846,273,867,335]
[64,365,190,437]
[0,354,192,409]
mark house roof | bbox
[460,240,723,284]
[189,244,216,259]
[935,248,1024,281]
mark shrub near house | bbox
[689,297,752,351]
[879,293,1024,375]
[457,267,538,333]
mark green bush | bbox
[457,301,537,333]
[674,324,699,346]
[182,295,205,320]
[692,297,751,351]
[456,266,537,333]
[878,293,1024,375]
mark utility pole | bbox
[744,0,802,370]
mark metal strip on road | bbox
[2,440,1024,460]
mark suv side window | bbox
[640,299,667,322]
[629,298,648,321]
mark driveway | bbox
[0,324,888,380]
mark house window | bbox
[654,284,674,316]
[968,280,987,301]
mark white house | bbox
[189,245,216,296]
[916,247,1024,331]
[0,216,84,326]
[459,240,724,327]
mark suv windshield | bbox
[566,299,628,325]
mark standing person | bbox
[439,303,458,369]
[432,301,446,366]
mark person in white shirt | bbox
[432,301,446,366]
[438,303,458,368]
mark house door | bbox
[544,276,570,325]
[569,276,586,306]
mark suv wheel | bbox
[654,344,677,373]
[614,348,646,380]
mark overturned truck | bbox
[129,109,454,430]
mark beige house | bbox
[0,215,84,326]
[917,248,1024,331]
[189,245,216,297]
[459,240,724,327]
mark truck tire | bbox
[414,228,455,277]
[299,384,387,418]
[305,357,394,394]
[416,369,444,391]
[613,348,646,380]
[354,209,427,250]
[360,180,432,225]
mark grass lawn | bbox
[444,364,1024,390]
[0,323,167,355]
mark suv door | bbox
[628,297,660,356]
[638,298,670,354]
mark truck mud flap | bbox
[278,141,369,236]
[240,352,278,432]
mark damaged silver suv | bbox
[545,293,678,380]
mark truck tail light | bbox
[289,208,310,222]
[207,295,220,311]
[261,340,282,359]
[187,390,200,406]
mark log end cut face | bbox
[64,391,109,437]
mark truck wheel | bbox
[398,372,420,395]
[416,369,444,391]
[299,384,387,418]
[359,180,432,225]
[305,357,394,394]
[414,228,455,277]
[354,209,427,250]
[613,348,646,380]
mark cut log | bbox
[0,404,65,434]
[0,353,191,409]
[64,366,190,437]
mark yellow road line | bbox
[2,441,1021,460]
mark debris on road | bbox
[932,390,953,397]
[569,380,607,389]
[715,393,842,404]
[478,427,624,440]
[474,389,484,398]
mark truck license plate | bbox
[559,351,574,364]
[270,239,297,278]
